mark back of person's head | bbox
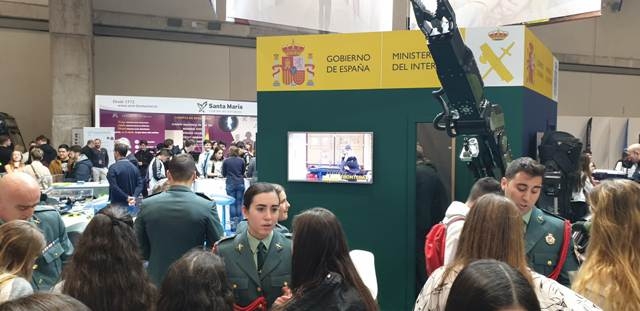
[573,179,640,310]
[62,206,156,311]
[466,177,502,204]
[31,148,44,161]
[0,293,90,311]
[445,259,540,311]
[69,145,82,154]
[450,194,530,283]
[504,157,544,179]
[0,220,45,280]
[35,135,48,144]
[291,207,377,311]
[243,182,277,210]
[228,146,239,157]
[157,250,233,311]
[156,148,172,158]
[164,138,174,147]
[183,139,195,148]
[114,143,128,158]
[166,153,196,182]
[116,138,130,148]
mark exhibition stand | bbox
[53,178,248,237]
[50,182,110,198]
[256,27,558,310]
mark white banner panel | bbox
[95,95,256,124]
[411,0,601,28]
[227,0,393,33]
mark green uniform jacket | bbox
[135,185,223,285]
[525,207,579,287]
[236,220,290,235]
[31,206,74,291]
[215,230,292,308]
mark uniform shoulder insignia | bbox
[540,209,567,221]
[195,192,213,201]
[34,205,57,213]
[214,235,236,247]
[283,232,292,239]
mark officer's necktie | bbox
[257,242,267,272]
[203,152,209,176]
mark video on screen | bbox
[288,132,373,184]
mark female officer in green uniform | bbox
[215,183,291,310]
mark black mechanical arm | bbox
[410,0,511,179]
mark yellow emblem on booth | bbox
[271,41,315,87]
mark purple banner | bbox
[205,115,234,147]
[100,110,165,151]
[165,114,204,152]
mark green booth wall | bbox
[257,86,554,310]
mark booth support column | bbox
[49,0,94,146]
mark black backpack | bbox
[537,131,583,218]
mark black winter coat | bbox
[283,272,371,311]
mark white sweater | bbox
[441,201,469,266]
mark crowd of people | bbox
[417,154,640,311]
[0,134,257,208]
[0,139,376,311]
[1,129,640,310]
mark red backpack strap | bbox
[445,215,466,226]
[548,220,571,280]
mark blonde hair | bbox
[444,193,532,285]
[0,220,45,280]
[573,179,640,310]
[30,148,44,161]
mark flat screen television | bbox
[288,132,373,184]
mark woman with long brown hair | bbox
[573,179,640,310]
[157,250,234,311]
[414,194,601,311]
[0,220,45,302]
[55,206,156,311]
[3,151,24,174]
[274,207,378,311]
[569,152,595,222]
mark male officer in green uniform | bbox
[215,183,292,310]
[501,157,579,286]
[0,172,73,291]
[135,154,223,285]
